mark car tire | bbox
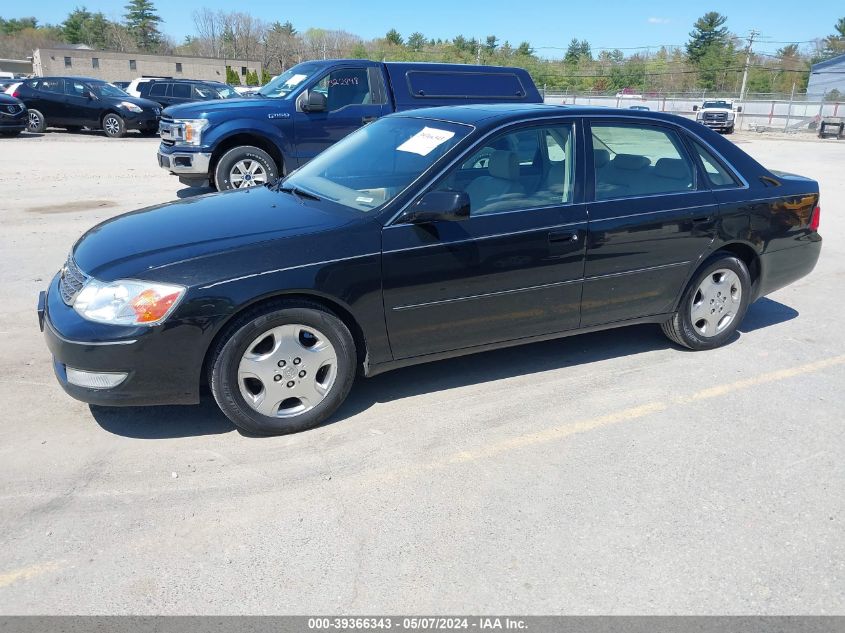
[725,125,735,134]
[102,113,126,138]
[209,302,357,435]
[214,145,278,191]
[27,109,46,133]
[661,252,751,351]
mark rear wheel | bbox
[209,304,356,435]
[27,109,45,133]
[102,113,126,138]
[661,252,751,350]
[213,145,278,191]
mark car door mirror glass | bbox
[405,191,470,224]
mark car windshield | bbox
[98,83,131,98]
[703,101,730,109]
[214,85,238,99]
[281,116,472,212]
[257,63,322,99]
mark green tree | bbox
[407,31,425,51]
[245,69,259,85]
[515,41,534,57]
[261,69,272,84]
[564,38,581,64]
[819,16,845,59]
[385,28,403,46]
[62,7,110,48]
[225,65,240,84]
[124,0,162,51]
[0,16,38,35]
[485,35,499,52]
[686,12,729,64]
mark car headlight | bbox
[73,279,186,326]
[696,113,704,120]
[727,111,735,120]
[171,118,210,146]
[118,101,143,113]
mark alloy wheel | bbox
[27,112,41,131]
[229,159,267,188]
[237,324,338,418]
[103,116,120,136]
[690,268,742,337]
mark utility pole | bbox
[738,30,757,103]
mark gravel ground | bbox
[0,129,843,614]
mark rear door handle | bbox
[361,116,378,124]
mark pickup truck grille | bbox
[158,116,178,145]
[703,112,728,122]
[58,255,88,305]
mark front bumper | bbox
[698,118,734,131]
[123,110,160,131]
[0,109,26,131]
[40,274,205,406]
[157,145,212,176]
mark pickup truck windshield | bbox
[281,117,472,212]
[257,63,322,99]
[702,101,731,109]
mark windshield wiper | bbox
[277,185,321,202]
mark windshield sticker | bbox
[285,73,308,86]
[355,196,375,204]
[397,127,456,156]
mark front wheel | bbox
[102,113,126,138]
[209,304,356,435]
[661,253,751,350]
[213,145,278,191]
[725,125,735,134]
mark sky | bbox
[2,0,841,57]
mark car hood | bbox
[106,94,160,110]
[163,97,287,119]
[72,186,358,282]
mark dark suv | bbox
[0,93,27,137]
[138,79,238,109]
[17,77,161,138]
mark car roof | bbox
[33,76,106,83]
[394,103,694,128]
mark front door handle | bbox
[361,116,378,125]
[548,230,580,244]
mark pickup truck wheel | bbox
[209,304,356,435]
[214,146,278,191]
[725,125,735,134]
[27,110,46,133]
[661,253,751,351]
[102,113,126,138]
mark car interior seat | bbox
[465,150,524,214]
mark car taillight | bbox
[11,90,19,98]
[810,205,820,231]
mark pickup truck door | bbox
[292,65,390,167]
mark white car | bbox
[124,77,167,98]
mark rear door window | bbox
[148,82,168,97]
[172,83,191,99]
[40,78,64,94]
[591,123,695,200]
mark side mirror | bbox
[82,90,95,100]
[303,90,327,112]
[692,105,699,112]
[736,106,743,113]
[404,191,470,224]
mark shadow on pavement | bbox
[90,297,798,439]
[176,186,215,199]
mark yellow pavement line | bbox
[434,354,845,468]
[0,561,60,588]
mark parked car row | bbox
[2,76,240,139]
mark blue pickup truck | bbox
[156,59,542,190]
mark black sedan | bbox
[39,104,822,435]
[17,77,161,138]
[0,92,27,137]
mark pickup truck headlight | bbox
[166,118,210,146]
[727,111,736,120]
[73,279,186,326]
[696,112,704,120]
[118,101,143,113]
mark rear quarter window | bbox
[406,71,527,99]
